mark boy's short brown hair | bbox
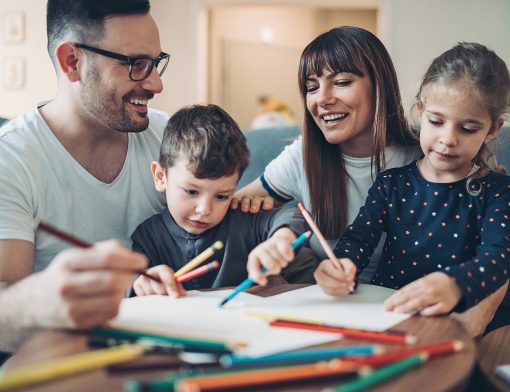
[159,104,249,179]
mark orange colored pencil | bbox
[270,319,417,345]
[175,359,362,392]
[297,202,342,270]
[342,340,464,367]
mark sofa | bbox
[239,124,510,189]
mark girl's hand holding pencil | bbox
[314,257,357,297]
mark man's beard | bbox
[80,65,150,133]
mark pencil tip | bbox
[218,299,227,308]
[214,241,224,250]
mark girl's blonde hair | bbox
[412,42,510,195]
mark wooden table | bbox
[477,325,510,391]
[4,284,475,392]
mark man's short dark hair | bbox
[160,104,250,180]
[46,0,150,66]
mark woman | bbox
[238,26,417,282]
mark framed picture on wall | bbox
[2,11,25,44]
[2,57,25,89]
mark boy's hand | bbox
[314,258,356,297]
[384,271,462,316]
[132,265,186,298]
[247,227,296,285]
[230,195,274,213]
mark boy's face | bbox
[152,156,239,235]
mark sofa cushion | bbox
[239,124,300,189]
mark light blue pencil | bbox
[218,231,312,307]
[220,345,381,368]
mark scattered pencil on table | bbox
[297,202,344,271]
[0,344,144,391]
[220,344,382,368]
[174,358,362,392]
[218,231,312,307]
[342,340,464,366]
[322,353,429,392]
[37,220,162,283]
[91,326,244,354]
[174,241,224,278]
[177,260,220,283]
[270,318,417,345]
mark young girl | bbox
[315,42,510,316]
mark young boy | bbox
[131,104,308,296]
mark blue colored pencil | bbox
[218,231,312,307]
[220,345,380,368]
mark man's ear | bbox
[486,118,505,143]
[55,42,81,82]
[151,161,167,192]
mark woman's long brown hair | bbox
[298,26,414,238]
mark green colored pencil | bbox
[324,353,428,392]
[91,327,238,354]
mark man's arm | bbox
[0,241,147,352]
[0,240,35,281]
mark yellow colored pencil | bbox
[0,344,144,391]
[174,241,223,278]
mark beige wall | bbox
[0,0,55,118]
[380,0,510,118]
[1,0,509,122]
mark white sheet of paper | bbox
[245,284,410,331]
[109,290,338,357]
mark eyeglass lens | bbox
[130,56,168,81]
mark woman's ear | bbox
[151,162,167,192]
[55,42,81,82]
[486,118,505,143]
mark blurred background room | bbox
[1,0,509,129]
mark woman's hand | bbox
[230,195,275,213]
[384,272,462,316]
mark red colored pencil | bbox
[342,340,464,367]
[270,319,417,345]
[37,221,161,283]
[176,261,220,283]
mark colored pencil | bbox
[218,231,312,307]
[174,359,362,391]
[220,345,381,368]
[37,220,161,283]
[0,344,144,391]
[323,353,428,392]
[342,340,464,367]
[297,202,342,270]
[176,260,220,283]
[270,319,417,345]
[174,241,224,278]
[92,327,242,354]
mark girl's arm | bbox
[334,173,390,274]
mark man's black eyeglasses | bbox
[74,43,170,82]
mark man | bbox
[0,0,168,351]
